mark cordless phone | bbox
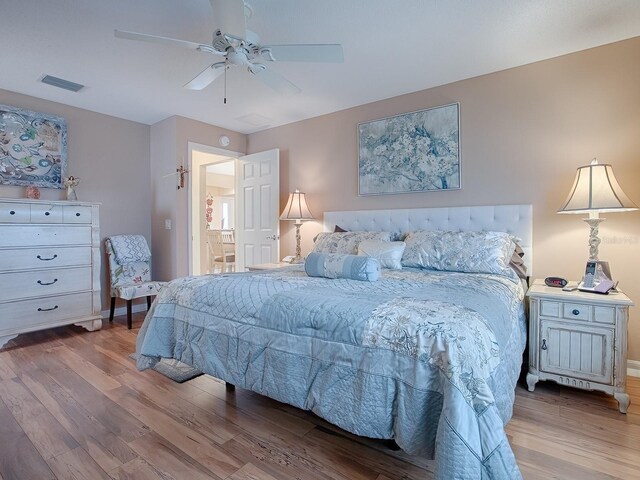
[582,261,596,288]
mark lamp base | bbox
[584,217,604,261]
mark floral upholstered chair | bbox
[105,234,166,329]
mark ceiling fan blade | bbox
[210,0,246,39]
[249,64,301,95]
[184,62,226,90]
[261,44,344,63]
[114,29,210,52]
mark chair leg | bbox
[147,296,152,310]
[109,297,116,322]
[126,300,132,330]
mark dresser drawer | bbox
[0,247,92,271]
[0,225,92,247]
[0,292,93,331]
[30,204,63,223]
[0,266,92,302]
[63,205,92,224]
[0,202,30,223]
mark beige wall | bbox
[150,115,246,280]
[0,88,151,312]
[248,37,640,360]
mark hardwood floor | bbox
[1,313,639,479]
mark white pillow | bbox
[358,240,406,270]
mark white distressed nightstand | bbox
[526,280,634,413]
[246,262,292,271]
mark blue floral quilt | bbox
[136,266,526,479]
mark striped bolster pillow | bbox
[304,252,380,282]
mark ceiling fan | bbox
[115,0,344,96]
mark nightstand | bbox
[246,262,292,271]
[526,280,634,413]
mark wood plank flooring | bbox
[1,313,639,479]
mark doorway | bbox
[189,143,240,276]
[188,142,281,275]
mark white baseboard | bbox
[100,302,148,320]
[628,360,640,378]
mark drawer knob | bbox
[45,211,50,216]
[37,278,58,286]
[572,309,580,316]
[541,339,548,350]
[9,210,15,215]
[75,212,81,217]
[37,305,59,312]
[37,254,58,261]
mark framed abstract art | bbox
[0,104,68,189]
[358,103,460,196]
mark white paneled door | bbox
[235,149,280,271]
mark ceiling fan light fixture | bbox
[115,0,343,96]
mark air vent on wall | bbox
[41,75,85,92]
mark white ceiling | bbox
[3,1,640,134]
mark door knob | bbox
[265,234,279,240]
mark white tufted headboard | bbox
[323,204,533,273]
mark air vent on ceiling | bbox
[41,75,85,92]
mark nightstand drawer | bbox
[540,300,560,317]
[562,302,591,321]
[594,306,616,325]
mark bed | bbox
[136,204,532,479]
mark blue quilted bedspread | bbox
[136,266,526,479]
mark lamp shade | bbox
[280,189,314,221]
[558,159,638,214]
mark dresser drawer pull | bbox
[45,211,50,216]
[572,309,580,316]
[37,278,58,286]
[37,254,58,261]
[75,212,81,217]
[37,305,59,312]
[9,210,15,215]
[541,339,548,350]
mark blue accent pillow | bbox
[305,252,380,282]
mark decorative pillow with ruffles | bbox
[401,230,517,276]
[312,231,392,255]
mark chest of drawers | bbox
[0,199,102,348]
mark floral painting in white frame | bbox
[358,103,460,196]
[0,104,67,189]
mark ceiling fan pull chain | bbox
[224,63,228,104]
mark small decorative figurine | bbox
[25,185,41,199]
[63,176,80,201]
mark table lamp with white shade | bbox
[280,189,315,263]
[558,158,638,267]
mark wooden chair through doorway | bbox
[208,230,235,273]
